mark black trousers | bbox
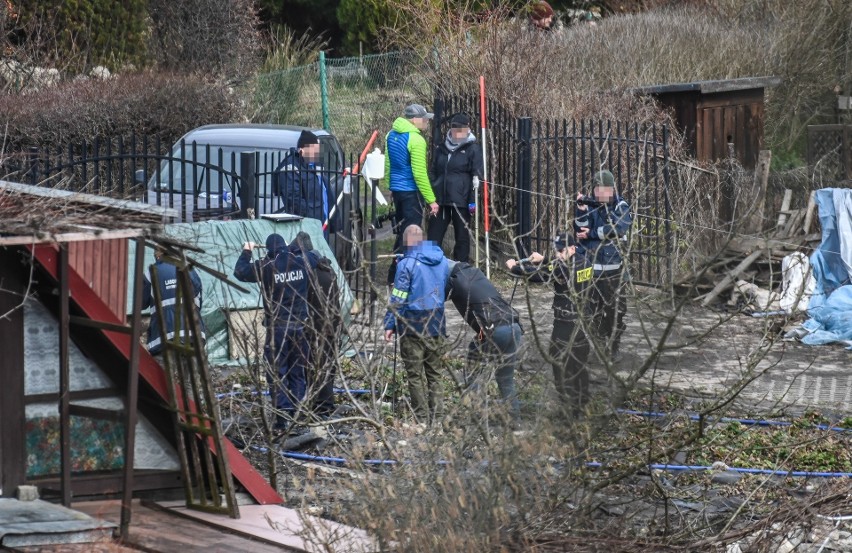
[549,318,591,413]
[387,191,424,285]
[588,268,627,355]
[427,205,472,262]
[307,327,339,416]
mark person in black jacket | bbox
[446,261,522,422]
[142,247,205,356]
[291,231,342,418]
[427,113,483,262]
[233,233,318,432]
[506,232,593,415]
[275,131,334,238]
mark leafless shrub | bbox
[146,0,263,78]
[0,72,242,152]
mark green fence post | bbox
[319,50,330,131]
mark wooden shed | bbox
[635,76,781,169]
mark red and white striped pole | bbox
[479,75,491,279]
[323,130,379,232]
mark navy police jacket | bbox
[234,247,318,329]
[510,255,593,322]
[275,149,333,228]
[574,195,632,272]
[142,260,205,355]
[384,241,448,337]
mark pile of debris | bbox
[685,188,821,312]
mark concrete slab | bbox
[0,499,115,547]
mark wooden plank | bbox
[701,249,765,307]
[0,247,27,498]
[803,190,817,234]
[744,150,771,233]
[69,500,292,553]
[777,189,793,228]
[0,229,148,246]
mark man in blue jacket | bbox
[574,169,632,360]
[142,247,205,356]
[385,104,439,285]
[234,233,318,434]
[384,224,448,426]
[275,131,333,237]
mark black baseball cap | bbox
[554,231,576,252]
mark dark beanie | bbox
[450,113,471,128]
[294,231,314,253]
[593,170,615,187]
[297,130,319,149]
[265,233,287,256]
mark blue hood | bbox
[411,241,445,266]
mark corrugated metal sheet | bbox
[68,239,128,321]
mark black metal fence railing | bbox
[0,136,380,323]
[434,92,674,288]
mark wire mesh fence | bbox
[251,51,427,157]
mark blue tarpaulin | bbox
[801,189,852,348]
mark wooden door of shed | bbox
[696,93,764,169]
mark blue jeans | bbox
[467,323,522,418]
[264,325,310,427]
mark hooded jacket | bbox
[574,194,632,271]
[431,131,483,207]
[142,260,205,355]
[275,148,333,227]
[233,235,318,328]
[384,117,436,203]
[384,241,448,337]
[446,261,519,334]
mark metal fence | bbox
[0,137,381,322]
[434,92,674,287]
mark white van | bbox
[140,124,345,222]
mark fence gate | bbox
[435,92,674,288]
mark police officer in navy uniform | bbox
[506,232,593,415]
[290,231,342,418]
[574,170,632,360]
[234,233,318,433]
[275,131,334,238]
[142,247,205,356]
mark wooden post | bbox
[803,191,817,234]
[744,150,771,234]
[777,189,792,228]
[701,249,765,307]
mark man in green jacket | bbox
[385,103,439,285]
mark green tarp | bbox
[129,218,354,362]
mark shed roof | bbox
[0,180,176,245]
[633,76,782,96]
